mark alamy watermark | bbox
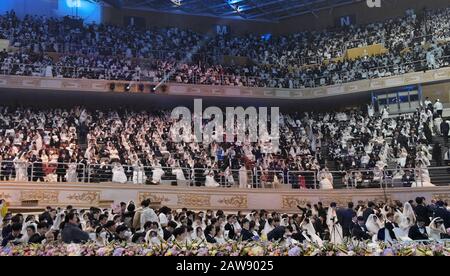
[367,0,381,8]
[170,99,280,153]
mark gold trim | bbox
[0,192,11,200]
[67,191,100,204]
[138,192,170,204]
[281,196,310,209]
[20,191,59,204]
[432,193,450,202]
[218,196,247,208]
[177,194,210,207]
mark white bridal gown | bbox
[112,164,128,184]
[204,169,220,187]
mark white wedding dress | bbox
[204,170,220,187]
[239,166,248,188]
[112,164,128,183]
[152,167,165,184]
[65,163,78,182]
[327,208,343,245]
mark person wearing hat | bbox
[408,217,429,240]
[351,216,371,241]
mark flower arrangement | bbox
[0,240,449,256]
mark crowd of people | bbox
[1,197,449,248]
[0,98,448,188]
[0,7,450,88]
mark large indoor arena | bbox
[0,0,449,260]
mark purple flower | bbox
[197,247,209,256]
[113,248,124,256]
[382,248,394,256]
[288,246,301,256]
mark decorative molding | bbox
[432,193,450,202]
[218,195,247,209]
[177,194,210,207]
[138,192,170,204]
[318,196,353,207]
[282,196,310,209]
[356,195,392,206]
[20,191,59,204]
[0,192,11,200]
[67,191,100,204]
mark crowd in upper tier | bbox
[0,99,448,188]
[0,7,450,88]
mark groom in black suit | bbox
[337,202,356,237]
[408,218,429,240]
[377,212,398,241]
[351,216,371,241]
[224,215,236,240]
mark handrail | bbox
[1,54,449,89]
[1,160,448,189]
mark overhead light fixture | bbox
[170,0,182,7]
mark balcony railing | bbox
[1,160,448,189]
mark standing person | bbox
[140,199,158,231]
[434,99,443,117]
[326,202,343,245]
[363,201,375,222]
[414,197,431,226]
[423,97,432,109]
[337,202,356,238]
[432,142,442,167]
[441,120,449,144]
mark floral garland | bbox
[0,240,449,256]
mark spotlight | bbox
[125,83,131,92]
[149,85,156,93]
[170,0,182,7]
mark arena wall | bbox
[1,182,449,212]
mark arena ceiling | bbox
[100,0,360,22]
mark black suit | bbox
[414,205,431,226]
[267,226,285,241]
[1,233,23,247]
[28,233,44,244]
[351,223,371,241]
[377,221,398,241]
[408,225,428,240]
[337,208,356,237]
[205,234,216,243]
[224,223,236,240]
[240,228,254,241]
[441,121,449,144]
[163,229,172,241]
[61,223,89,244]
[362,208,374,222]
